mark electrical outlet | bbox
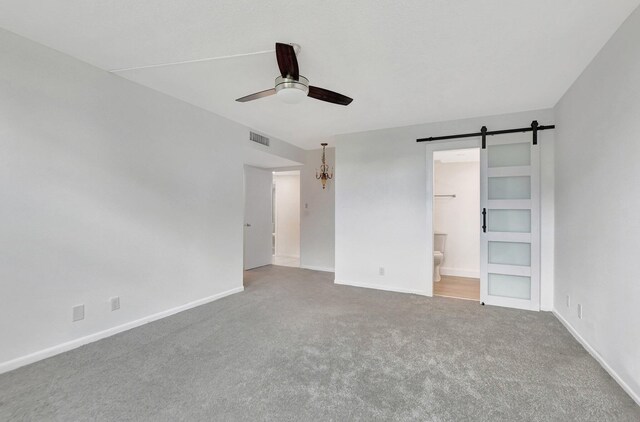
[110,296,120,311]
[72,304,84,322]
[566,295,570,308]
[577,304,583,319]
[379,267,385,276]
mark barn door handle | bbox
[481,208,487,233]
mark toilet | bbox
[433,233,447,282]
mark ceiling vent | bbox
[249,131,270,147]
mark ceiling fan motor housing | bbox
[275,75,309,103]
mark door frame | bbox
[425,138,482,297]
[272,170,301,262]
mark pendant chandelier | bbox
[316,143,333,189]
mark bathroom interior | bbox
[433,148,480,301]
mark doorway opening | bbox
[272,170,300,268]
[432,148,480,301]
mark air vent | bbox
[249,132,270,147]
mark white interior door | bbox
[243,165,273,270]
[480,133,540,310]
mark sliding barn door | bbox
[480,133,540,311]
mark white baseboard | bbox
[440,267,480,278]
[0,286,244,375]
[553,310,640,406]
[300,265,335,273]
[334,279,430,296]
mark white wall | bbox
[274,172,300,258]
[335,109,554,306]
[300,147,336,272]
[244,132,305,166]
[553,6,640,403]
[434,159,480,278]
[0,29,247,370]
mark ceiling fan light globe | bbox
[276,87,307,104]
[274,75,309,104]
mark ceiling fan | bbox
[236,43,353,106]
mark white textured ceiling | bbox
[1,1,638,149]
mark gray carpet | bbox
[1,266,638,421]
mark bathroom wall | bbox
[433,157,480,278]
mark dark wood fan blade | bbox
[275,43,299,80]
[308,86,353,106]
[235,88,276,102]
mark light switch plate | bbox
[110,296,120,311]
[72,304,84,322]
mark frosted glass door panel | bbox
[481,136,539,310]
[488,209,531,233]
[488,273,531,300]
[487,143,530,167]
[489,242,531,266]
[488,176,531,200]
